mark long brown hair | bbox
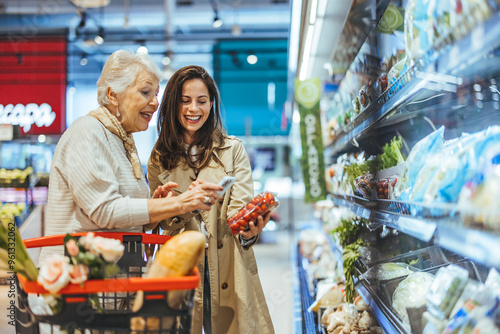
[151,65,226,171]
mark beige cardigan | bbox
[147,136,274,334]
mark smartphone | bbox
[190,176,236,214]
[218,176,236,197]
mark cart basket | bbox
[15,232,200,334]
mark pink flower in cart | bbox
[37,254,71,294]
[66,239,79,257]
[89,236,125,262]
[78,232,96,250]
[69,264,89,284]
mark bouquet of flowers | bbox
[1,217,126,318]
[37,232,125,294]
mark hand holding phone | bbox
[217,176,236,197]
[190,176,235,214]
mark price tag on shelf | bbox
[0,124,13,141]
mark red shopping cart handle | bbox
[17,267,200,294]
[23,232,172,248]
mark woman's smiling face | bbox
[178,78,213,144]
[118,69,159,134]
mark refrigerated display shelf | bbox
[325,228,410,334]
[296,245,321,334]
[330,192,500,270]
[329,10,500,155]
[291,238,303,334]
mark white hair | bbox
[96,50,163,105]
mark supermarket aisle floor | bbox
[253,230,294,334]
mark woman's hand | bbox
[178,180,222,213]
[239,210,272,239]
[152,182,178,199]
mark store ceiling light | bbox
[137,46,148,54]
[94,35,104,45]
[94,27,104,45]
[213,15,223,28]
[247,54,258,65]
[70,0,110,8]
[161,56,171,66]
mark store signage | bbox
[0,103,56,132]
[295,78,327,203]
[0,37,67,135]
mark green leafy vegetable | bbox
[343,136,406,192]
[333,217,369,248]
[342,239,366,303]
[376,136,406,170]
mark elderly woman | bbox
[39,50,222,263]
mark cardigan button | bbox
[221,282,228,290]
[217,241,223,249]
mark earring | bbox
[116,107,120,117]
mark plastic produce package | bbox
[395,126,445,201]
[404,0,433,61]
[227,192,279,235]
[430,126,500,204]
[392,272,435,329]
[459,144,500,230]
[359,262,417,282]
[440,269,500,333]
[426,264,469,320]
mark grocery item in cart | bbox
[16,232,200,334]
[131,231,205,331]
[226,192,279,235]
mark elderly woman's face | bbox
[118,69,159,133]
[178,79,213,143]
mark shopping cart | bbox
[15,232,200,334]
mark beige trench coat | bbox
[147,136,274,334]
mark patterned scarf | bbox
[88,106,143,179]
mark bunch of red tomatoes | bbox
[227,192,279,235]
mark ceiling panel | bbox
[0,0,291,62]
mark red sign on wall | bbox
[0,37,67,135]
